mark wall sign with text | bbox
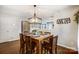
[57,17,71,24]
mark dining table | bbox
[22,32,52,54]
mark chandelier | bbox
[28,5,42,23]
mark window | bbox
[47,22,54,30]
[41,24,46,29]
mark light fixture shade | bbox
[29,17,42,23]
[28,5,42,23]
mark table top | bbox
[21,32,52,41]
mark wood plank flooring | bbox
[0,40,78,54]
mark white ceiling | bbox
[0,5,76,19]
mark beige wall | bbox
[78,24,79,52]
[0,7,22,43]
[52,6,79,51]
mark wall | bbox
[78,24,79,53]
[52,6,79,51]
[0,7,22,43]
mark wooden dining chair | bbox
[41,35,58,54]
[25,35,32,54]
[25,36,37,54]
[52,36,58,54]
[19,33,25,54]
[41,36,50,53]
[30,37,38,54]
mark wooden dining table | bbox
[22,32,52,54]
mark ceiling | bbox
[0,5,76,19]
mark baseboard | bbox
[58,44,78,51]
[0,38,19,43]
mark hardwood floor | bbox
[0,40,78,54]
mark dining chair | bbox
[41,36,50,53]
[25,35,32,53]
[44,32,51,35]
[53,36,58,54]
[25,36,37,54]
[41,35,58,54]
[19,33,25,54]
[30,37,38,54]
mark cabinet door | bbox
[21,21,30,32]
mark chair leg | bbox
[20,44,25,54]
[41,47,43,54]
[20,47,25,54]
[55,47,57,54]
[19,47,22,53]
[49,49,52,54]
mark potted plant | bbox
[74,11,79,23]
[32,29,37,35]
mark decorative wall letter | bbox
[57,17,71,24]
